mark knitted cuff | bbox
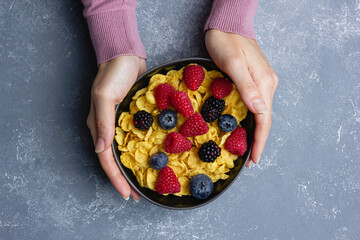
[204,0,259,39]
[86,9,147,65]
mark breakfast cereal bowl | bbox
[112,58,255,209]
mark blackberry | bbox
[201,96,225,122]
[133,110,153,130]
[198,140,221,163]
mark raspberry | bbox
[155,166,181,194]
[183,64,205,91]
[170,91,194,117]
[224,127,247,156]
[210,78,233,99]
[198,140,221,163]
[155,83,175,110]
[133,110,153,130]
[164,132,192,154]
[201,96,225,123]
[180,113,209,137]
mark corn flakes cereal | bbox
[115,127,125,146]
[174,177,190,196]
[146,168,159,190]
[145,91,156,105]
[115,64,248,196]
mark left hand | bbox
[205,29,278,167]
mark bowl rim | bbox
[111,57,253,210]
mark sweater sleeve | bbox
[204,0,259,39]
[82,0,146,65]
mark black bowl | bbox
[112,58,255,210]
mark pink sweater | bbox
[82,0,259,65]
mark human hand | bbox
[87,55,146,200]
[205,29,278,167]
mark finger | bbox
[87,99,98,143]
[130,187,141,202]
[250,81,273,165]
[245,159,253,168]
[93,94,116,153]
[228,65,268,115]
[88,100,132,199]
[98,148,131,199]
[248,66,276,164]
[250,110,271,164]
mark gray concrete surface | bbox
[1,0,359,239]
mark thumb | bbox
[228,66,268,114]
[93,96,116,153]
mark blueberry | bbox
[218,114,238,132]
[190,174,214,199]
[149,152,169,170]
[158,109,178,130]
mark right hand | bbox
[87,55,146,200]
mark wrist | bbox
[98,55,146,78]
[99,55,139,69]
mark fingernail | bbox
[252,99,268,114]
[124,196,130,201]
[134,199,140,203]
[95,138,105,153]
[254,155,261,164]
[247,160,252,167]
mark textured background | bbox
[1,0,359,239]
